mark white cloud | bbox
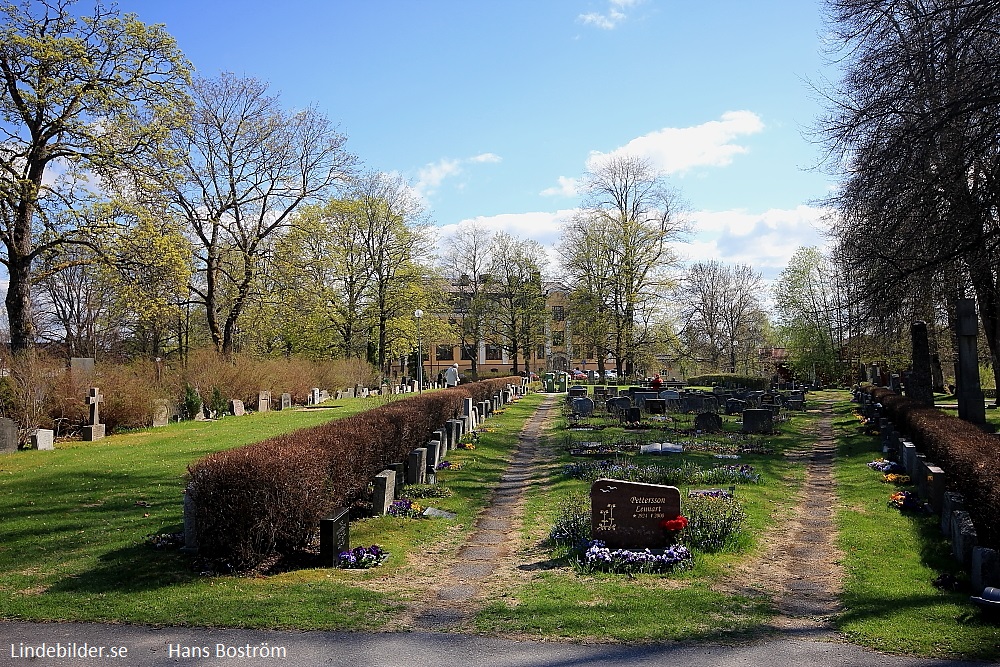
[414,152,502,199]
[587,110,765,175]
[539,176,580,198]
[435,209,580,274]
[578,0,642,29]
[469,152,502,164]
[675,205,834,280]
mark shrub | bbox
[683,494,746,552]
[187,376,521,570]
[868,386,1000,550]
[548,492,592,549]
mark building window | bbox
[552,305,565,321]
[485,343,503,360]
[436,345,455,361]
[552,330,565,346]
[461,345,475,360]
[585,347,595,360]
[536,344,545,360]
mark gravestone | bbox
[0,418,18,453]
[972,547,1000,594]
[682,395,705,413]
[229,399,245,417]
[280,392,292,410]
[152,399,170,427]
[372,470,395,515]
[694,412,723,433]
[182,489,199,554]
[257,390,271,413]
[31,428,54,451]
[425,440,441,469]
[568,386,588,398]
[633,392,658,409]
[590,478,682,549]
[742,408,772,434]
[69,357,96,376]
[571,397,595,417]
[82,387,105,441]
[607,397,631,413]
[725,398,746,415]
[310,388,321,405]
[620,407,641,423]
[319,507,350,567]
[645,398,666,415]
[388,462,405,498]
[951,510,978,567]
[956,299,987,425]
[433,429,447,454]
[941,491,965,536]
[406,448,427,485]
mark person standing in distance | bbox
[445,363,460,388]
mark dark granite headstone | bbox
[590,478,682,549]
[742,408,772,434]
[607,397,631,413]
[645,398,666,414]
[319,507,350,566]
[621,407,641,423]
[694,412,723,432]
[571,397,595,416]
[0,418,17,453]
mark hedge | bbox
[868,386,1000,550]
[187,377,521,570]
[686,374,769,391]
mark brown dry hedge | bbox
[868,386,1000,550]
[187,377,521,570]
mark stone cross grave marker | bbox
[83,387,105,441]
[590,478,681,549]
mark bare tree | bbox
[442,222,493,379]
[145,73,356,356]
[565,155,686,376]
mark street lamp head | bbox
[414,309,423,318]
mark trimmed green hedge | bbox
[868,386,1000,550]
[187,377,520,569]
[685,374,768,390]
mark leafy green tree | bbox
[0,0,191,352]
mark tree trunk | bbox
[5,253,35,354]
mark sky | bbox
[106,0,838,282]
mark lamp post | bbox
[414,309,423,394]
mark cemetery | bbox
[0,364,998,658]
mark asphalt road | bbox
[0,622,990,667]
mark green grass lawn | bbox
[830,392,1000,660]
[0,391,546,629]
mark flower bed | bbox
[337,545,388,569]
[580,540,692,574]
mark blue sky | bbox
[113,0,837,280]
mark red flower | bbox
[661,515,688,531]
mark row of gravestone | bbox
[569,389,776,434]
[0,386,105,453]
[860,392,999,595]
[182,381,530,563]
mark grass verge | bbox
[831,392,1000,660]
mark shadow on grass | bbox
[47,533,198,595]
